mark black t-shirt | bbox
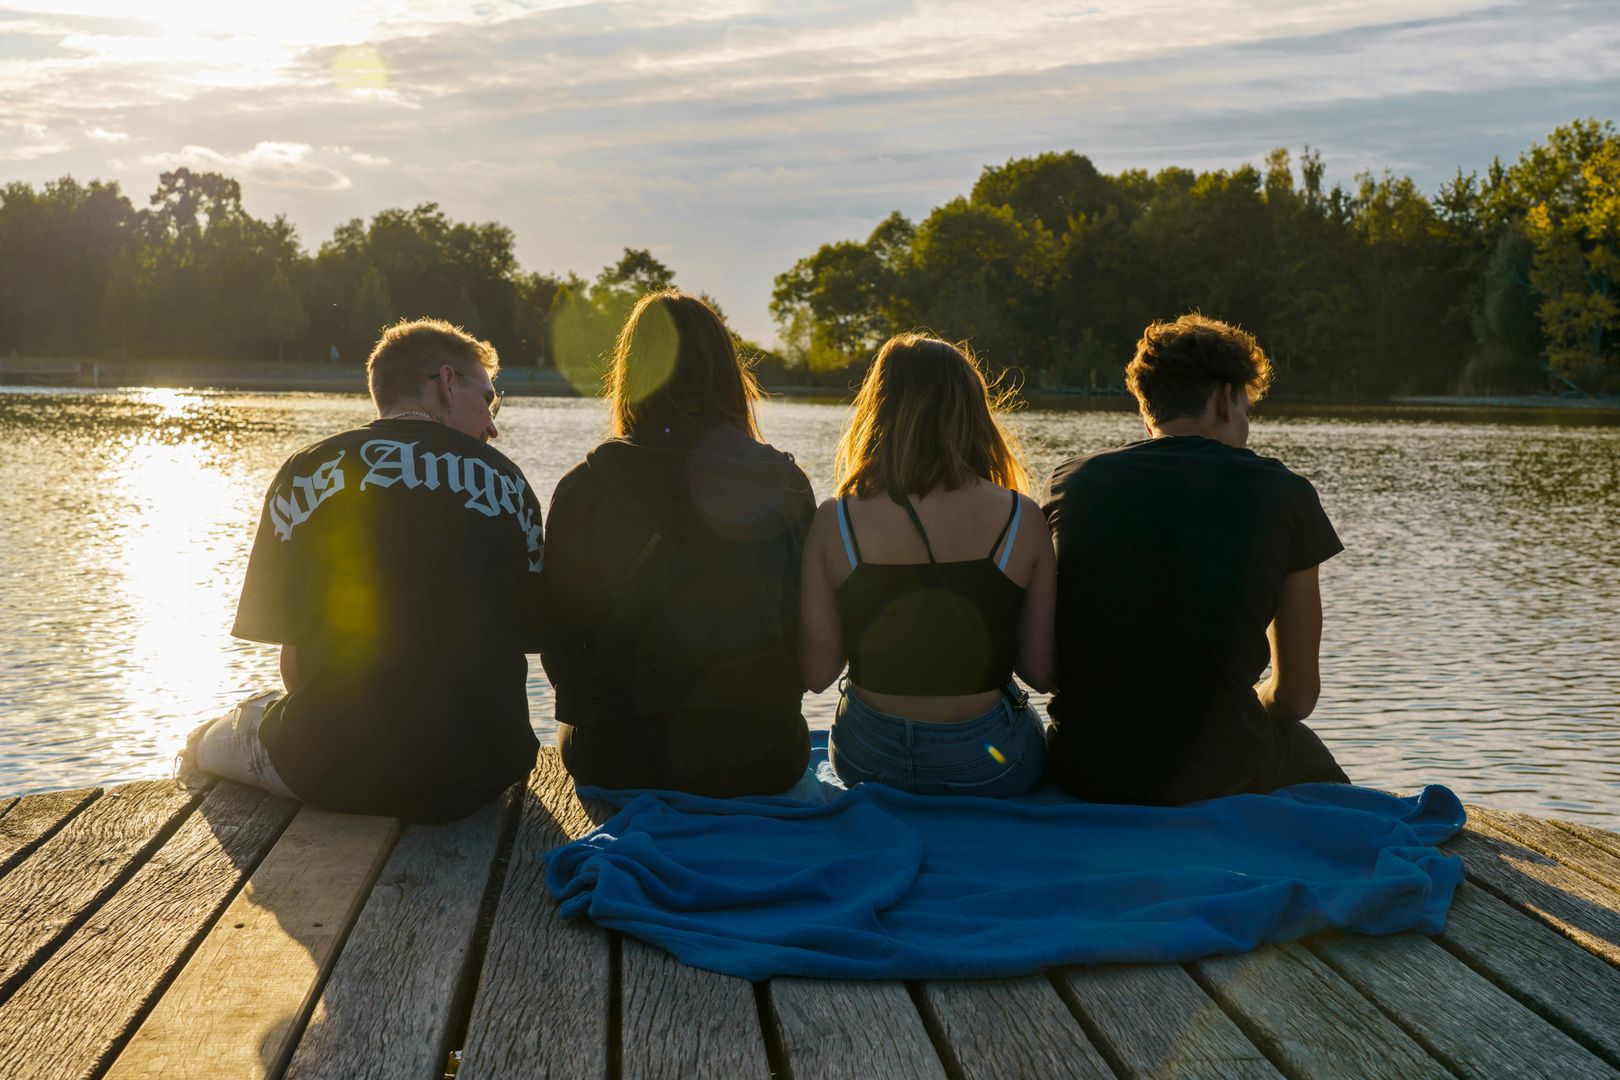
[1041,435,1342,804]
[233,418,544,822]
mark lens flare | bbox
[332,45,388,91]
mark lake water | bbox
[2,387,1617,825]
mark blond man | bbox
[180,319,544,821]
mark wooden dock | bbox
[1,750,1618,1079]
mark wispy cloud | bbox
[143,141,352,190]
[1,0,1617,339]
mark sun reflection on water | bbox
[92,411,268,770]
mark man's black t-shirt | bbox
[233,418,544,822]
[1041,435,1342,804]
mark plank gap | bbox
[607,932,623,1080]
[754,980,793,1080]
[1477,814,1620,901]
[1300,936,1468,1079]
[104,807,399,1079]
[85,793,300,1078]
[264,823,404,1078]
[904,981,966,1080]
[1430,906,1620,1071]
[0,786,104,878]
[1552,820,1620,863]
[0,783,208,1005]
[431,786,525,1078]
[1182,960,1307,1080]
[0,796,17,823]
[1045,970,1128,1080]
[1460,852,1620,974]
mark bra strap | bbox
[836,496,862,568]
[990,490,1022,572]
[898,495,940,564]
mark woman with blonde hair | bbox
[540,291,814,794]
[800,334,1055,795]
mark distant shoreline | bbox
[3,357,1618,413]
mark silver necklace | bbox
[385,409,438,423]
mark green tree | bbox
[771,241,888,370]
[1467,226,1545,391]
[255,266,309,362]
[972,151,1115,235]
[599,247,676,295]
[1515,121,1620,388]
[98,247,144,357]
[350,265,394,343]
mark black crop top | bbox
[834,491,1025,695]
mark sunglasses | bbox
[430,367,504,418]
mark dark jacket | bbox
[539,426,815,793]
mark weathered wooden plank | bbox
[1192,943,1449,1079]
[768,979,946,1080]
[106,806,399,1079]
[282,796,511,1080]
[0,797,15,822]
[1055,963,1281,1080]
[457,750,613,1080]
[1309,928,1614,1077]
[0,783,294,1080]
[0,780,202,995]
[1471,807,1620,894]
[922,975,1111,1080]
[0,786,99,875]
[1439,881,1620,1067]
[1451,827,1620,966]
[1555,819,1620,864]
[620,936,771,1080]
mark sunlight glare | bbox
[102,432,250,758]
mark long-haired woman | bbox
[799,334,1055,795]
[540,291,813,794]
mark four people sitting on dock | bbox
[184,301,1348,819]
[179,318,545,822]
[798,334,1055,795]
[1042,314,1348,803]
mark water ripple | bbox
[2,390,1616,827]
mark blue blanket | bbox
[546,739,1466,980]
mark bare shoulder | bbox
[811,496,842,529]
[1010,491,1052,562]
[1016,491,1048,527]
[806,497,844,556]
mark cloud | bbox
[0,120,71,161]
[3,0,1618,341]
[142,141,352,190]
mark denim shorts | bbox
[829,683,1048,797]
[178,689,297,799]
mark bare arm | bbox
[1257,565,1323,724]
[279,644,301,693]
[798,500,847,693]
[1015,497,1056,692]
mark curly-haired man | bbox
[1041,313,1347,804]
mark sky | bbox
[3,0,1619,344]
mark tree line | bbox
[2,118,1615,397]
[773,119,1619,396]
[0,169,710,384]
